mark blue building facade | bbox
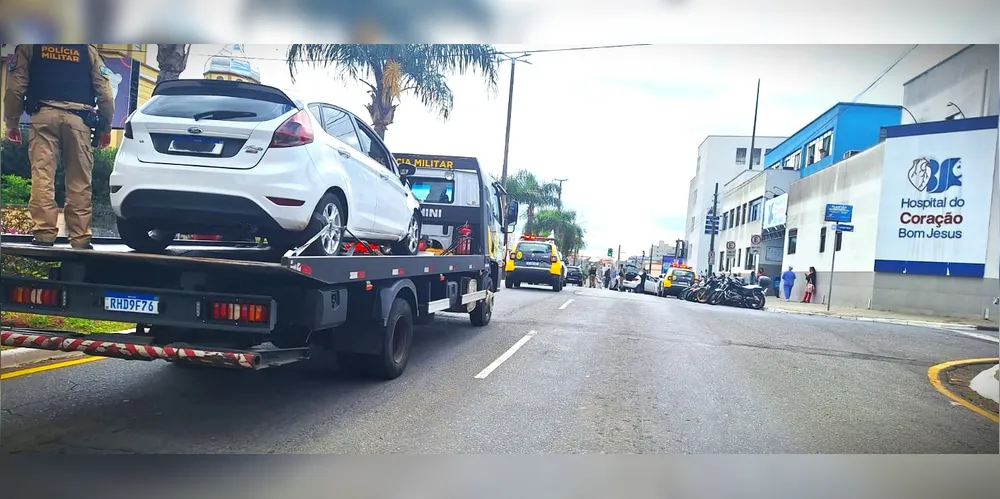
[762,102,902,178]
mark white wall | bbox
[684,135,787,272]
[902,45,999,123]
[783,144,886,274]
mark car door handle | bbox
[335,147,352,158]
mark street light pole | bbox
[498,53,530,251]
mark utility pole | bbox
[649,244,654,274]
[617,245,621,265]
[498,53,530,250]
[707,182,720,275]
[554,178,568,205]
[748,78,760,169]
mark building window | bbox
[737,248,742,269]
[735,147,747,165]
[819,227,827,253]
[741,202,748,225]
[751,148,761,166]
[749,198,762,221]
[722,213,728,231]
[787,229,798,255]
[744,247,753,270]
[834,230,843,252]
[806,143,817,166]
[720,252,725,269]
[819,132,833,159]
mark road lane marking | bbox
[953,331,999,344]
[474,330,537,379]
[927,357,999,424]
[558,299,574,310]
[1,355,104,380]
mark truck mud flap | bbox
[1,328,308,370]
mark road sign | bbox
[834,223,854,232]
[824,203,853,223]
[708,252,715,264]
[703,215,719,235]
[750,234,761,245]
[725,241,736,251]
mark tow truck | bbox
[1,175,520,380]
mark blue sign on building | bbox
[834,223,854,232]
[824,204,853,223]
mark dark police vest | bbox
[25,44,96,112]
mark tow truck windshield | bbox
[409,177,455,204]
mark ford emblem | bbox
[188,127,203,134]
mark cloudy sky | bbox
[162,44,966,258]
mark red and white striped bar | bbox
[1,330,261,370]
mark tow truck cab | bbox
[395,153,515,292]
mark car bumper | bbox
[109,143,321,232]
[507,267,560,284]
[662,284,689,295]
[566,275,583,284]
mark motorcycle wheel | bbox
[746,292,766,310]
[696,289,711,303]
[708,291,724,305]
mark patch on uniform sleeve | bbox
[99,65,113,80]
[6,55,16,71]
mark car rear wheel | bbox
[391,211,421,255]
[116,217,175,253]
[303,194,346,257]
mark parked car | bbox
[109,79,422,255]
[565,265,584,286]
[622,273,659,294]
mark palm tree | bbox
[505,170,562,227]
[286,44,499,139]
[155,44,191,84]
[525,209,586,256]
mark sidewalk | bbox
[765,300,999,331]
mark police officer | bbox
[4,44,114,249]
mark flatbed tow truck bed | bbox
[1,235,498,379]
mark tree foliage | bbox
[286,44,500,138]
[503,169,562,227]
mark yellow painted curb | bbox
[1,355,105,380]
[927,358,999,424]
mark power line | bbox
[764,44,919,168]
[187,43,656,62]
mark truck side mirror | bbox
[505,200,519,233]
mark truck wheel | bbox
[349,297,413,380]
[470,278,494,326]
[117,217,175,253]
[505,278,514,289]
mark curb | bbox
[975,325,1000,332]
[764,307,984,330]
[1,328,134,370]
[927,358,1000,424]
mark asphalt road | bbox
[1,285,997,453]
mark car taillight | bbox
[123,121,133,139]
[8,285,64,307]
[208,301,269,324]
[270,109,314,148]
[550,255,558,263]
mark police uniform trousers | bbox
[28,106,94,245]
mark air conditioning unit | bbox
[843,150,861,159]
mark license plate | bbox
[524,261,542,266]
[168,136,223,155]
[104,291,159,315]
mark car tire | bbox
[391,211,421,256]
[303,193,346,257]
[116,217,175,253]
[505,279,514,289]
[553,279,563,292]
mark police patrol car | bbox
[503,234,566,292]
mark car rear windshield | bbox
[409,177,455,204]
[671,270,694,279]
[142,95,295,122]
[517,242,551,254]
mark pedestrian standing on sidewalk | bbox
[603,267,611,289]
[781,266,796,301]
[588,264,597,288]
[802,266,817,303]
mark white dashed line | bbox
[558,299,574,310]
[474,330,537,379]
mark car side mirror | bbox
[397,164,416,177]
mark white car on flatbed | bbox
[110,79,422,256]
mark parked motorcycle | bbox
[707,275,766,309]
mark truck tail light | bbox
[208,301,269,323]
[8,285,64,307]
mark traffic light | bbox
[607,248,613,257]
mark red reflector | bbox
[267,196,306,207]
[550,255,558,263]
